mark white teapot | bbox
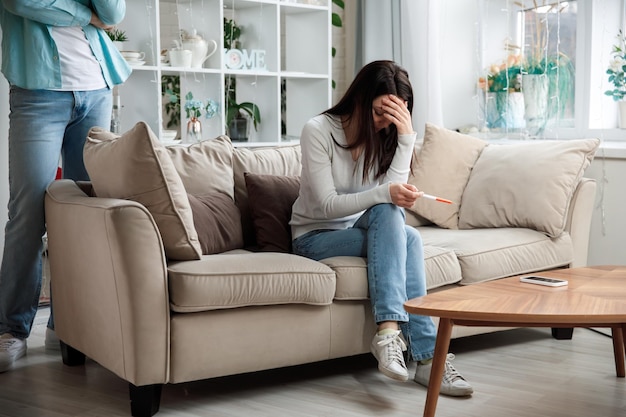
[181,30,218,69]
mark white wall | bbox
[585,154,626,265]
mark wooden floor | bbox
[0,308,624,417]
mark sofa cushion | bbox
[167,251,336,312]
[84,122,201,260]
[320,246,461,300]
[418,226,574,285]
[166,136,235,199]
[244,173,300,253]
[407,123,488,229]
[188,193,244,254]
[233,145,302,247]
[458,138,600,237]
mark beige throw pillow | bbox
[458,138,600,237]
[84,122,202,261]
[167,136,234,199]
[407,123,488,229]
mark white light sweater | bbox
[290,114,417,240]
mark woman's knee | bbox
[370,203,405,221]
[405,225,423,247]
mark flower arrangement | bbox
[184,92,219,120]
[478,54,523,93]
[605,29,626,102]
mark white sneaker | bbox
[370,330,409,381]
[45,328,61,352]
[0,333,27,373]
[414,353,473,397]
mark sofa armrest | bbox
[564,177,596,267]
[45,180,170,386]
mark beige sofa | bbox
[44,122,599,417]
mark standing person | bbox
[0,0,131,373]
[290,60,473,396]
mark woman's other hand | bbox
[390,183,422,208]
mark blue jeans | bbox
[292,203,437,361]
[0,86,112,339]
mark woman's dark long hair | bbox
[324,60,414,183]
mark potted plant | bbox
[106,28,128,50]
[226,101,261,142]
[477,53,525,129]
[604,29,626,128]
[223,18,261,141]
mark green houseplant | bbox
[161,75,180,130]
[477,54,525,129]
[223,18,261,141]
[106,28,128,42]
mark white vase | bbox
[522,74,549,135]
[619,101,626,129]
[184,117,202,144]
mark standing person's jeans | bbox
[0,86,112,339]
[292,203,437,361]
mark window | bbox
[477,0,625,140]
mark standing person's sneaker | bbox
[414,353,473,397]
[0,333,27,373]
[370,329,409,381]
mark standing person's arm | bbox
[1,0,125,27]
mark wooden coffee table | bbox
[404,265,626,417]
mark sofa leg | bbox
[551,328,574,340]
[129,383,162,417]
[60,341,86,366]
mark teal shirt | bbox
[0,0,131,89]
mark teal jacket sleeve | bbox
[1,0,125,27]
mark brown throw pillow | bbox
[188,193,244,255]
[244,173,301,252]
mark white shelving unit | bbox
[116,0,331,145]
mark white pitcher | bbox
[182,30,218,69]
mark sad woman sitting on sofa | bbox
[289,60,473,397]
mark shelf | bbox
[116,0,331,144]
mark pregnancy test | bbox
[422,194,453,204]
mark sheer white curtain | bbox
[353,0,443,136]
[401,1,443,135]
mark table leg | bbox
[612,326,625,378]
[423,318,453,417]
